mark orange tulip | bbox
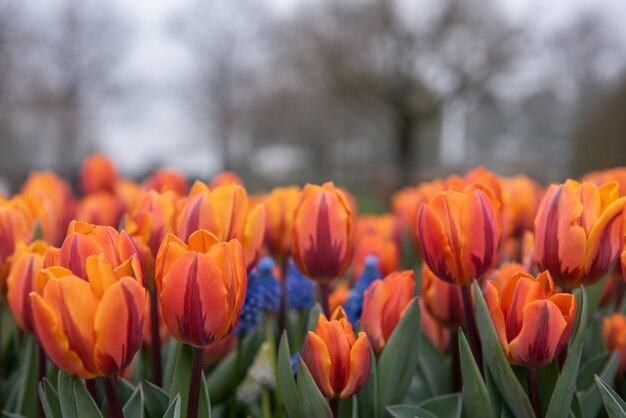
[155,230,247,347]
[329,282,349,314]
[126,190,178,258]
[361,270,414,354]
[602,313,626,374]
[204,333,238,364]
[263,186,300,257]
[352,215,400,280]
[419,298,450,352]
[57,220,143,284]
[484,270,576,368]
[114,179,144,215]
[463,166,503,203]
[0,200,33,280]
[210,171,244,188]
[583,167,626,196]
[292,182,353,282]
[145,168,188,195]
[22,171,75,235]
[30,257,145,378]
[487,262,528,292]
[421,265,464,329]
[302,307,371,399]
[80,153,118,195]
[6,241,49,333]
[177,181,265,270]
[75,192,123,228]
[417,188,500,285]
[501,175,541,238]
[534,180,626,289]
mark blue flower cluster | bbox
[236,257,282,335]
[285,258,316,310]
[344,256,381,325]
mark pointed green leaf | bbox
[198,373,212,418]
[307,304,323,332]
[537,360,559,414]
[459,330,492,418]
[385,405,438,418]
[163,394,182,418]
[377,298,421,416]
[57,371,78,418]
[419,393,462,418]
[72,380,103,417]
[168,343,193,417]
[277,332,300,418]
[14,335,39,417]
[546,287,588,418]
[581,351,619,418]
[38,378,62,418]
[418,334,451,396]
[117,378,136,407]
[122,384,144,418]
[474,281,534,418]
[594,374,626,418]
[143,380,170,418]
[296,355,333,418]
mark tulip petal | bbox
[508,299,567,368]
[302,331,334,398]
[94,278,145,375]
[340,332,371,399]
[461,190,499,280]
[361,280,386,353]
[484,281,509,356]
[243,203,266,269]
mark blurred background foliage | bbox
[0,0,625,211]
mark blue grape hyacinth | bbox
[285,258,316,310]
[236,257,282,335]
[344,256,381,325]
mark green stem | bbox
[461,284,483,374]
[262,387,272,418]
[149,288,162,386]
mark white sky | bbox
[97,0,626,179]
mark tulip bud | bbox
[155,230,247,347]
[302,307,371,399]
[30,258,144,378]
[484,270,576,368]
[421,265,464,329]
[292,182,353,283]
[80,153,118,195]
[534,180,626,289]
[6,241,49,333]
[177,181,265,270]
[145,168,188,195]
[417,188,500,285]
[602,313,626,374]
[263,186,300,257]
[361,270,415,354]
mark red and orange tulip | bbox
[419,298,450,352]
[421,265,464,329]
[80,153,118,195]
[145,168,188,195]
[352,215,400,280]
[361,270,415,354]
[210,171,244,188]
[484,270,576,368]
[501,175,541,238]
[417,188,500,285]
[302,307,371,399]
[534,180,626,289]
[75,192,123,228]
[0,199,33,280]
[30,257,145,379]
[177,181,265,270]
[263,186,300,257]
[57,220,143,284]
[602,313,626,374]
[155,229,247,347]
[292,182,353,282]
[6,240,49,333]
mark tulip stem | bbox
[321,283,331,316]
[527,368,541,418]
[103,375,123,418]
[149,288,163,386]
[461,284,483,374]
[329,398,339,418]
[450,331,461,392]
[187,346,204,418]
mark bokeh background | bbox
[1,0,625,210]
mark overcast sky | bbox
[96,0,626,179]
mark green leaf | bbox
[417,334,450,396]
[459,330,492,418]
[594,374,626,418]
[72,380,103,417]
[167,343,193,418]
[143,380,170,418]
[277,332,300,418]
[296,355,333,418]
[57,371,78,418]
[122,384,145,418]
[546,287,588,418]
[206,328,264,404]
[581,352,619,418]
[485,367,503,418]
[357,347,378,418]
[418,393,462,418]
[163,394,182,418]
[377,298,421,416]
[163,340,180,391]
[198,373,212,418]
[474,281,535,418]
[385,405,438,418]
[117,378,136,407]
[537,360,559,414]
[14,335,39,417]
[577,352,614,391]
[38,379,61,418]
